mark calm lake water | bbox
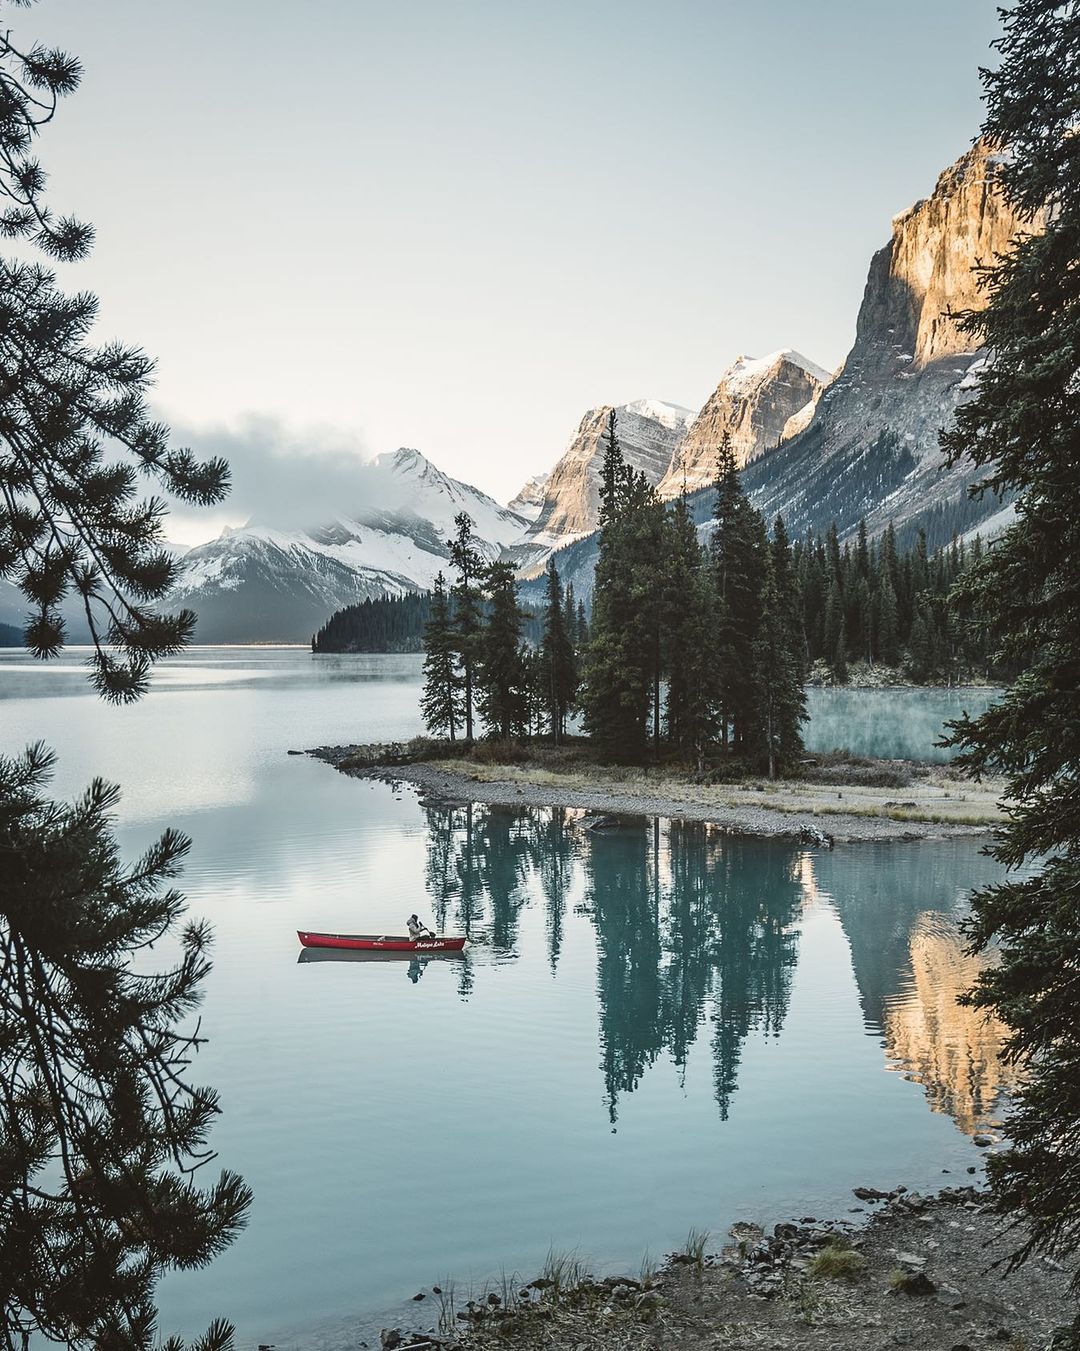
[804,685,1000,762]
[0,648,1014,1349]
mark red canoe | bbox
[297,930,467,953]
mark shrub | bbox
[808,1241,866,1282]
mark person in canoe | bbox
[407,913,435,941]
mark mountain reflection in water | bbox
[416,804,1011,1136]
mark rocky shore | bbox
[306,743,1004,844]
[375,1185,1071,1351]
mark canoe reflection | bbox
[297,947,465,964]
[297,947,466,984]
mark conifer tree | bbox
[420,572,461,739]
[449,512,483,740]
[941,0,1080,1305]
[709,437,764,751]
[540,558,577,743]
[581,412,652,759]
[769,515,804,677]
[0,753,252,1351]
[662,495,716,763]
[477,561,528,739]
[823,577,844,679]
[576,599,589,650]
[876,573,901,666]
[598,407,623,525]
[0,24,229,701]
[752,554,807,779]
[1,10,247,1348]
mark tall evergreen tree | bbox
[449,512,483,741]
[540,558,577,743]
[941,0,1080,1310]
[752,554,807,778]
[477,561,528,739]
[576,599,590,650]
[663,495,716,763]
[581,412,653,759]
[769,516,805,677]
[598,406,623,525]
[420,572,461,739]
[709,437,765,751]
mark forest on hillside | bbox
[415,417,1010,776]
[313,507,1003,693]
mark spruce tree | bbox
[832,611,848,685]
[449,512,483,741]
[769,516,805,677]
[420,572,461,739]
[477,561,527,740]
[576,599,589,650]
[662,494,716,763]
[581,412,652,759]
[941,0,1080,1306]
[823,577,844,679]
[876,573,901,666]
[540,558,577,743]
[752,553,807,779]
[709,437,764,752]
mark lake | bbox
[804,685,1000,762]
[0,648,1014,1349]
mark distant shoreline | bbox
[307,745,1004,844]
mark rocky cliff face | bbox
[507,471,550,522]
[657,350,831,498]
[522,398,696,545]
[525,141,1036,610]
[740,140,1035,542]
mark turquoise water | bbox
[804,685,1000,761]
[0,649,1013,1349]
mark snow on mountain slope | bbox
[511,398,696,560]
[507,471,551,522]
[656,350,832,498]
[167,448,527,642]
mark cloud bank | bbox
[161,415,374,545]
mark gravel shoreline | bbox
[377,1185,1071,1351]
[306,747,999,844]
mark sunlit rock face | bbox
[506,471,550,522]
[741,139,1041,542]
[657,350,832,497]
[520,397,696,545]
[517,143,1038,609]
[882,914,1018,1135]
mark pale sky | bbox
[20,0,1003,543]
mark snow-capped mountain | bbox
[738,139,1037,543]
[656,350,832,499]
[518,141,1037,613]
[167,448,527,642]
[507,471,550,522]
[506,398,697,571]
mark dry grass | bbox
[424,758,1005,828]
[807,1241,866,1283]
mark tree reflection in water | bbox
[422,804,803,1122]
[419,805,1011,1134]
